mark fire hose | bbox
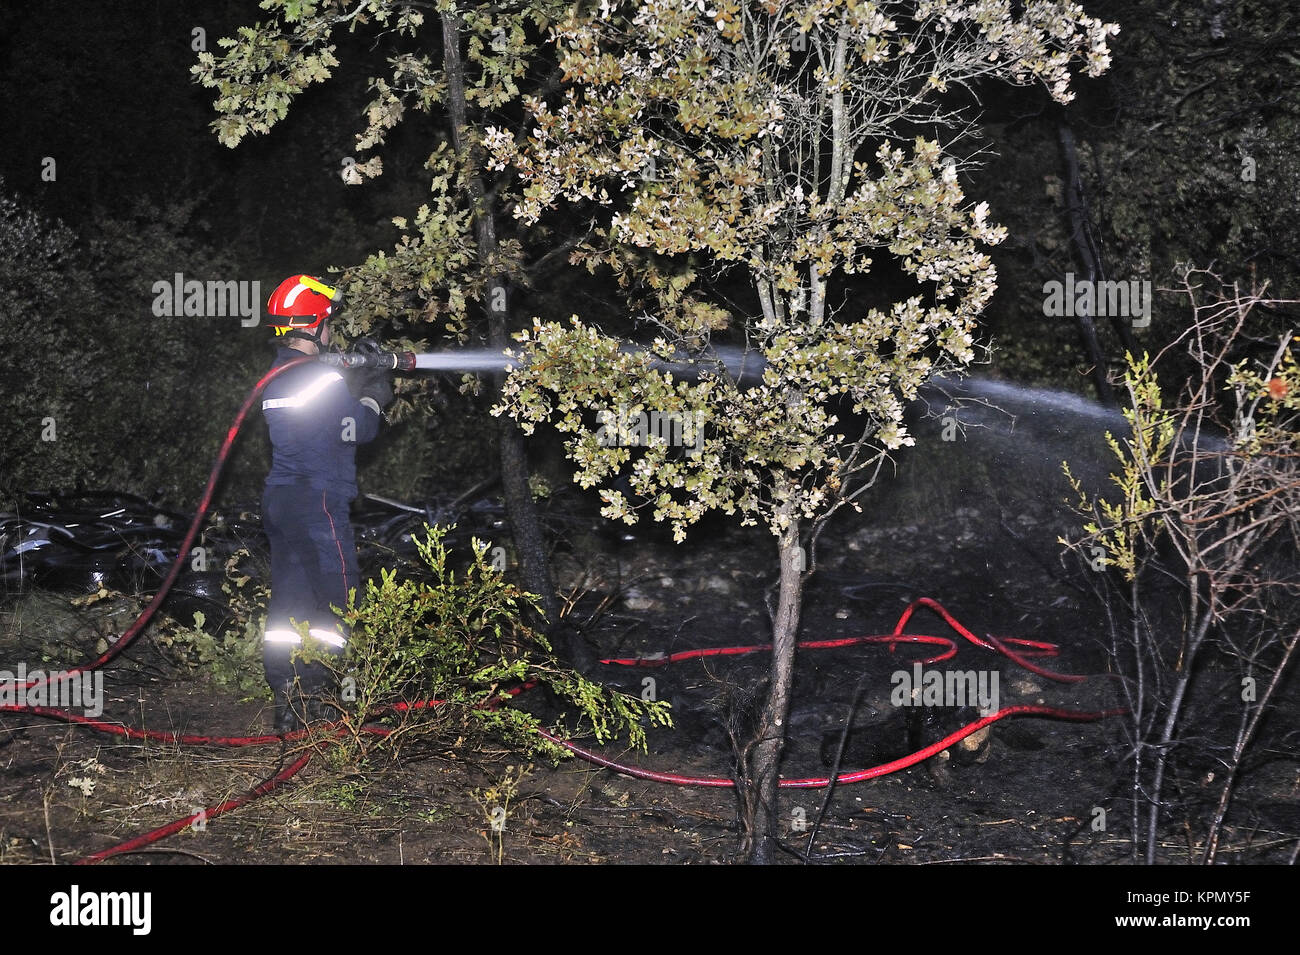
[0,350,1123,862]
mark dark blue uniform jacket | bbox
[261,346,381,499]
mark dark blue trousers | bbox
[261,484,358,692]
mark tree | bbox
[487,0,1117,862]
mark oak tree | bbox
[488,0,1118,861]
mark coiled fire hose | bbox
[0,353,1123,863]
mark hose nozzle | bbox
[318,349,417,372]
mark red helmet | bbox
[266,275,343,339]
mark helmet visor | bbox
[270,316,327,336]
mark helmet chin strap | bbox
[279,327,327,349]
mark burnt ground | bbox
[3,465,1298,867]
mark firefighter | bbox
[260,274,393,732]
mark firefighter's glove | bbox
[344,338,387,397]
[358,368,394,410]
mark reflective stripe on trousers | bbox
[264,627,347,649]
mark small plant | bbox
[153,546,271,697]
[322,523,671,762]
[157,610,267,697]
[471,763,532,865]
[320,779,368,812]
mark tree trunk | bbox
[441,11,558,623]
[1057,119,1118,406]
[741,520,804,864]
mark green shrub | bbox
[322,524,671,762]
